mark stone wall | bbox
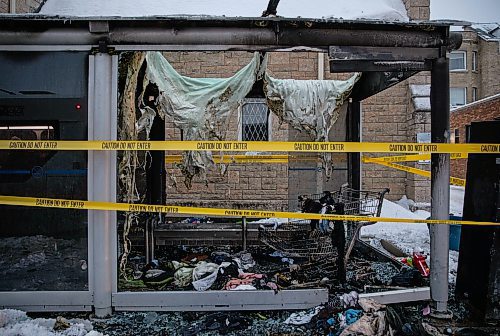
[450,95,500,179]
[0,0,8,13]
[0,0,44,13]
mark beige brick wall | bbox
[0,0,43,13]
[361,83,409,201]
[450,30,481,104]
[0,0,9,13]
[478,39,500,98]
[403,0,430,20]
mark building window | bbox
[241,98,270,141]
[454,128,460,143]
[472,87,478,102]
[472,51,478,71]
[450,87,467,107]
[449,51,467,71]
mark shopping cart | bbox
[258,185,389,265]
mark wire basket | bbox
[298,186,389,218]
[258,220,336,258]
[258,186,389,259]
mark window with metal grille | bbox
[241,98,269,141]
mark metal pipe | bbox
[9,0,15,13]
[242,217,247,251]
[430,56,450,313]
[0,26,447,48]
[90,53,115,317]
[348,100,361,190]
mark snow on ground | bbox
[361,186,465,283]
[39,0,409,21]
[0,309,104,336]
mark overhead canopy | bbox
[39,0,409,22]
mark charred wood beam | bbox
[329,46,439,61]
[350,71,418,101]
[330,60,430,72]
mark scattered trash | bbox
[284,306,322,325]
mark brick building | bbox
[450,93,500,179]
[449,23,500,107]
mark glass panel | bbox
[0,51,88,291]
[242,100,269,141]
[449,51,466,71]
[450,87,466,107]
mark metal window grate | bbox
[242,100,269,141]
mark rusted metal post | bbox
[430,56,451,314]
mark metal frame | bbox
[113,289,329,311]
[0,15,455,315]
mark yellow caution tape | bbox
[0,195,497,226]
[366,153,469,163]
[363,157,467,187]
[166,154,290,164]
[1,140,500,154]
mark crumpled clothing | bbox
[233,252,255,270]
[191,261,225,291]
[284,306,322,325]
[174,267,194,287]
[228,284,256,291]
[338,309,363,328]
[339,311,388,336]
[340,291,359,309]
[358,298,385,313]
[224,273,265,290]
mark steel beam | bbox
[88,53,118,317]
[430,57,450,313]
[0,17,451,49]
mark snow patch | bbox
[0,310,105,336]
[40,0,409,21]
[361,186,465,283]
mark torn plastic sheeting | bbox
[264,72,361,177]
[143,51,265,187]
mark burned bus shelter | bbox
[0,15,460,316]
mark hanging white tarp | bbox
[264,73,360,142]
[264,72,361,176]
[143,51,265,186]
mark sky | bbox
[430,0,500,23]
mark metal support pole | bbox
[242,217,247,251]
[348,100,361,190]
[89,53,117,317]
[9,0,15,13]
[430,56,450,313]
